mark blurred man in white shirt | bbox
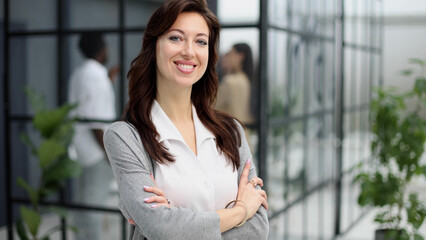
[68,32,118,240]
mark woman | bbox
[216,43,255,125]
[104,0,269,239]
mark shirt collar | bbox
[151,100,215,144]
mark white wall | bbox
[382,1,426,117]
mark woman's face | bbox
[155,12,209,90]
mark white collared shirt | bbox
[151,100,238,211]
[68,59,116,167]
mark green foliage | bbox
[354,59,426,240]
[17,88,81,240]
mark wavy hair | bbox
[123,0,241,170]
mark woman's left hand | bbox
[143,173,171,208]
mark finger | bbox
[239,158,251,187]
[143,186,165,197]
[261,197,269,210]
[258,189,268,201]
[250,177,263,187]
[144,196,168,204]
[150,173,157,186]
[151,203,170,208]
[255,177,264,187]
[128,219,135,225]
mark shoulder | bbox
[232,119,244,135]
[104,121,140,142]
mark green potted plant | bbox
[16,87,81,240]
[353,59,426,240]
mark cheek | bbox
[200,50,209,70]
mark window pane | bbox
[269,0,288,28]
[68,0,119,29]
[306,41,325,114]
[268,30,288,119]
[288,35,305,117]
[323,42,335,110]
[218,0,259,24]
[10,0,56,31]
[11,122,43,199]
[321,185,336,239]
[322,114,335,182]
[269,214,286,240]
[287,201,304,239]
[124,32,144,104]
[9,36,57,115]
[306,117,322,190]
[286,121,304,202]
[267,127,286,213]
[125,1,161,27]
[306,191,320,239]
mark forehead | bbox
[169,12,209,36]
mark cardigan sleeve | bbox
[104,122,222,240]
[221,122,269,240]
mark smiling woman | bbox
[103,0,269,239]
[156,12,209,92]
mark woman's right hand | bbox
[235,159,268,219]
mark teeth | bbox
[178,64,194,69]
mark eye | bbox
[169,35,181,42]
[196,39,208,46]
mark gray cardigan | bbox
[104,121,269,240]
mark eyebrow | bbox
[168,29,208,38]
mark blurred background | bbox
[1,0,426,239]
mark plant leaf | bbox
[37,140,66,169]
[16,218,29,240]
[400,69,414,76]
[20,206,41,237]
[33,103,77,138]
[24,87,46,113]
[409,58,426,66]
[43,157,81,184]
[48,206,68,218]
[414,233,424,240]
[414,77,426,97]
[19,133,37,156]
[16,177,39,207]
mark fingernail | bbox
[246,158,251,165]
[144,186,150,189]
[144,198,149,202]
[151,204,157,208]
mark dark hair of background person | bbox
[123,0,242,170]
[233,43,253,84]
[233,43,258,120]
[78,32,106,59]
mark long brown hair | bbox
[123,0,241,170]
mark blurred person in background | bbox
[103,0,269,239]
[216,43,255,148]
[68,32,119,240]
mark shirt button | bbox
[204,181,211,188]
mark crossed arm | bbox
[104,122,269,240]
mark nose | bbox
[182,41,195,58]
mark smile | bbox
[174,61,196,74]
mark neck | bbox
[156,86,193,124]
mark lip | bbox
[174,60,197,74]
